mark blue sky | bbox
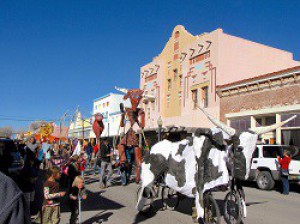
[0,0,299,129]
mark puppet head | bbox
[115,86,155,112]
[124,89,144,111]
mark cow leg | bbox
[136,162,155,212]
[134,146,142,183]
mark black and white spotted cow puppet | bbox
[136,105,296,221]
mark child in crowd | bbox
[79,151,87,177]
[69,176,87,224]
[42,167,66,224]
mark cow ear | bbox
[212,132,224,146]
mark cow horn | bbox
[115,86,128,94]
[250,115,297,135]
[195,102,236,136]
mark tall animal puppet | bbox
[137,104,296,222]
[115,87,154,183]
[92,113,104,148]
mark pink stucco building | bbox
[140,25,299,131]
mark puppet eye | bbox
[237,146,244,152]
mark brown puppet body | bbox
[117,89,145,183]
[92,113,105,148]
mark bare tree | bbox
[0,126,13,138]
[29,120,47,132]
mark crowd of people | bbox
[0,135,125,224]
[0,133,294,224]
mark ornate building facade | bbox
[140,25,299,133]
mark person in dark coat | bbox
[67,155,81,191]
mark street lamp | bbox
[157,116,163,142]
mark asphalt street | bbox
[59,170,300,224]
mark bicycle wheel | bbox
[223,191,242,224]
[161,187,179,210]
[203,193,221,224]
[136,186,153,214]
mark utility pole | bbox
[82,118,85,143]
[59,110,68,145]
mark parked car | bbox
[248,144,300,190]
[0,138,24,175]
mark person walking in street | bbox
[277,150,291,195]
[68,176,87,224]
[42,166,66,224]
[99,138,113,189]
[85,142,93,169]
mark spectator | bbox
[42,167,66,224]
[0,171,31,224]
[78,151,87,178]
[99,138,113,189]
[24,136,38,165]
[20,157,38,217]
[277,150,291,195]
[69,176,87,224]
[36,141,44,169]
[68,155,81,191]
[51,144,63,168]
[42,140,52,169]
[0,142,31,224]
[85,142,93,168]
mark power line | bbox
[0,114,57,120]
[0,118,60,122]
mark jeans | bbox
[86,154,92,168]
[281,176,289,194]
[120,148,134,186]
[99,161,113,187]
[94,160,101,174]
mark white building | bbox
[68,112,92,140]
[92,93,130,138]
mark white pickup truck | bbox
[248,144,300,190]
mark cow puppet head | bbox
[196,104,297,179]
[115,86,155,111]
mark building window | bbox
[282,113,300,127]
[179,74,183,87]
[174,42,179,51]
[191,89,198,109]
[175,31,180,38]
[174,69,178,81]
[189,51,210,65]
[107,102,109,107]
[230,117,251,132]
[167,95,170,107]
[168,79,171,91]
[178,92,182,106]
[201,86,208,108]
[151,102,155,111]
[148,108,150,120]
